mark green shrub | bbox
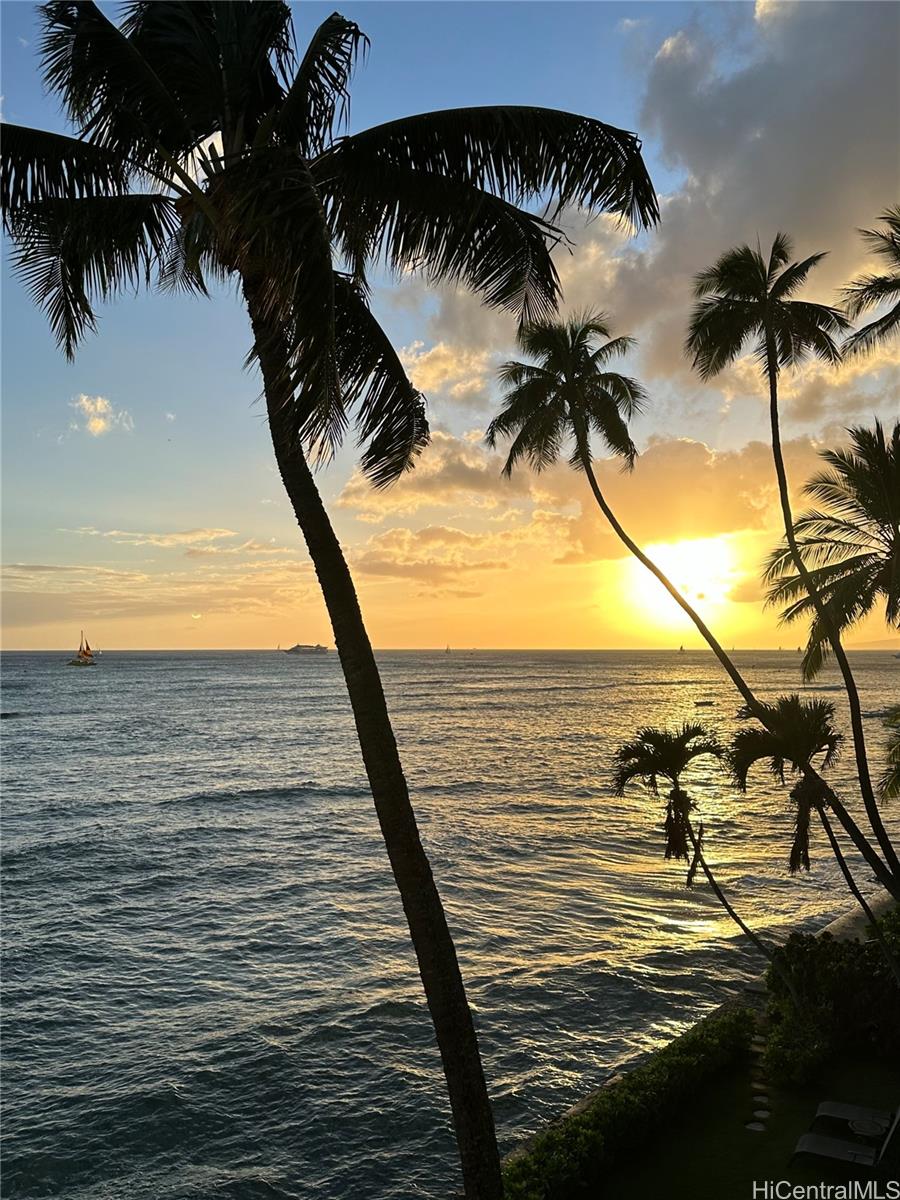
[764,907,900,1085]
[502,1005,755,1200]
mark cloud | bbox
[337,429,531,521]
[619,0,900,381]
[69,394,134,437]
[1,557,316,627]
[536,433,825,563]
[351,525,511,590]
[401,341,490,395]
[64,526,237,548]
[382,2,898,441]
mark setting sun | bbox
[624,536,741,633]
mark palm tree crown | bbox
[485,312,647,474]
[730,696,841,873]
[764,420,900,678]
[686,233,849,381]
[613,723,723,795]
[2,2,658,487]
[613,724,722,866]
[841,205,900,357]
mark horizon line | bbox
[2,645,896,654]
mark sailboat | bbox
[67,631,96,667]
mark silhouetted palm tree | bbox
[731,695,900,986]
[686,236,898,881]
[1,6,660,1195]
[842,206,900,356]
[731,696,841,874]
[765,421,900,678]
[881,707,900,802]
[613,724,781,975]
[488,314,900,902]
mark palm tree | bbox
[613,724,782,971]
[841,205,900,356]
[731,695,900,987]
[880,707,900,801]
[765,420,900,678]
[685,236,899,881]
[487,313,900,902]
[2,6,660,1195]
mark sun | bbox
[623,536,742,634]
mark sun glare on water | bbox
[624,536,742,635]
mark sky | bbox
[1,0,898,650]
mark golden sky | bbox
[2,0,899,652]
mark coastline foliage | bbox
[764,908,900,1085]
[502,1005,755,1200]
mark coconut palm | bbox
[613,724,779,968]
[686,236,898,880]
[731,695,900,986]
[765,421,900,679]
[487,314,900,901]
[2,6,660,1195]
[841,206,900,357]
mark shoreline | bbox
[503,890,895,1173]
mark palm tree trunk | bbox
[763,335,900,879]
[578,453,900,900]
[242,279,503,1200]
[817,808,900,989]
[684,819,800,1008]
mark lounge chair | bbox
[793,1106,900,1170]
[793,1134,877,1167]
[815,1101,893,1128]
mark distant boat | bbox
[283,643,328,655]
[445,645,451,655]
[678,645,685,653]
[67,630,96,667]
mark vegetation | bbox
[488,315,900,907]
[612,724,784,980]
[1,4,659,1196]
[881,707,900,801]
[502,1005,755,1200]
[4,2,898,1190]
[841,205,900,356]
[764,420,900,678]
[686,237,900,886]
[765,908,900,1085]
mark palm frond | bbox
[730,696,841,786]
[685,296,757,379]
[769,251,828,300]
[279,12,367,156]
[332,276,429,487]
[1,123,130,219]
[9,192,178,357]
[321,106,659,229]
[39,1,199,168]
[879,706,900,800]
[843,302,900,357]
[321,160,564,323]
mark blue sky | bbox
[2,2,898,649]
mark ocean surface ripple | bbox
[2,649,897,1199]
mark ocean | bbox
[2,649,897,1199]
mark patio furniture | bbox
[793,1105,900,1170]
